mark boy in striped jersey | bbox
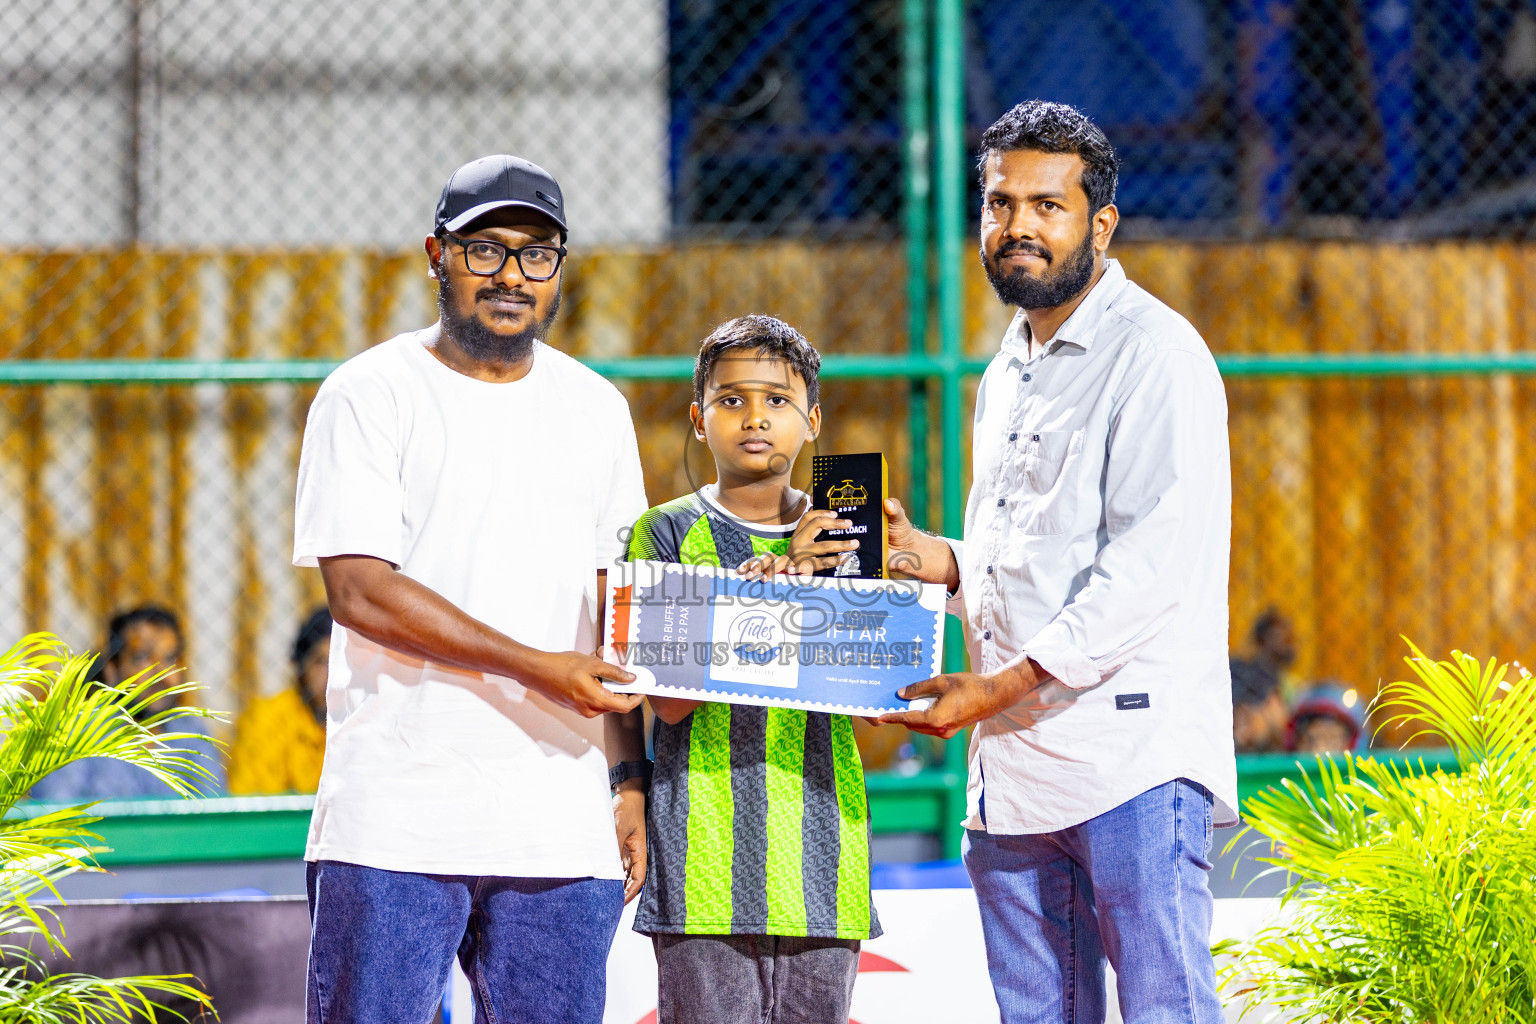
[624,316,878,1024]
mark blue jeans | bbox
[964,780,1222,1024]
[305,860,623,1024]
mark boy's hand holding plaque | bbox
[738,509,861,580]
[735,452,891,581]
[811,453,889,579]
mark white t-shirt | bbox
[292,326,648,877]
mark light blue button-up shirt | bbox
[947,258,1237,833]
[28,717,225,802]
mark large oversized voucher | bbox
[605,560,945,715]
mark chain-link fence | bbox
[0,0,918,761]
[967,0,1536,238]
[3,0,1532,770]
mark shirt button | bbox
[983,630,992,640]
[1008,432,1018,442]
[1022,373,1032,382]
[996,498,1006,507]
[986,565,994,574]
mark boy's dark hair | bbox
[977,100,1119,216]
[292,607,333,670]
[693,315,821,409]
[105,605,183,664]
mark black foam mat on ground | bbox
[26,897,310,1024]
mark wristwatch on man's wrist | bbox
[609,759,653,792]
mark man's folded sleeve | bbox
[942,536,966,619]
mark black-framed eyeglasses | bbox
[442,234,567,281]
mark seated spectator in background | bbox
[1285,681,1365,754]
[1236,607,1299,694]
[1231,660,1287,752]
[1229,608,1297,752]
[30,605,226,802]
[228,608,330,795]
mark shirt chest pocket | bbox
[1011,428,1085,536]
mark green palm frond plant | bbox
[1217,640,1536,1023]
[0,631,223,1022]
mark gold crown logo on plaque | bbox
[826,480,868,506]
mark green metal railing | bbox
[6,350,1536,386]
[4,350,1536,387]
[12,749,1461,868]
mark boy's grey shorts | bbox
[652,932,860,1024]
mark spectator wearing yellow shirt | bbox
[228,608,330,795]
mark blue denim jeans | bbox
[305,860,623,1024]
[964,779,1222,1024]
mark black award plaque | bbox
[811,452,889,579]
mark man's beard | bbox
[981,226,1097,310]
[437,269,561,363]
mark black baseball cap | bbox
[434,155,567,238]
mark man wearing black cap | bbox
[293,155,650,1023]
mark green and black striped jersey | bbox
[627,488,881,940]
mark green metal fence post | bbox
[903,0,932,530]
[933,0,969,857]
[934,0,966,551]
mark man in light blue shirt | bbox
[882,101,1234,1023]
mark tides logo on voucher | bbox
[711,603,799,688]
